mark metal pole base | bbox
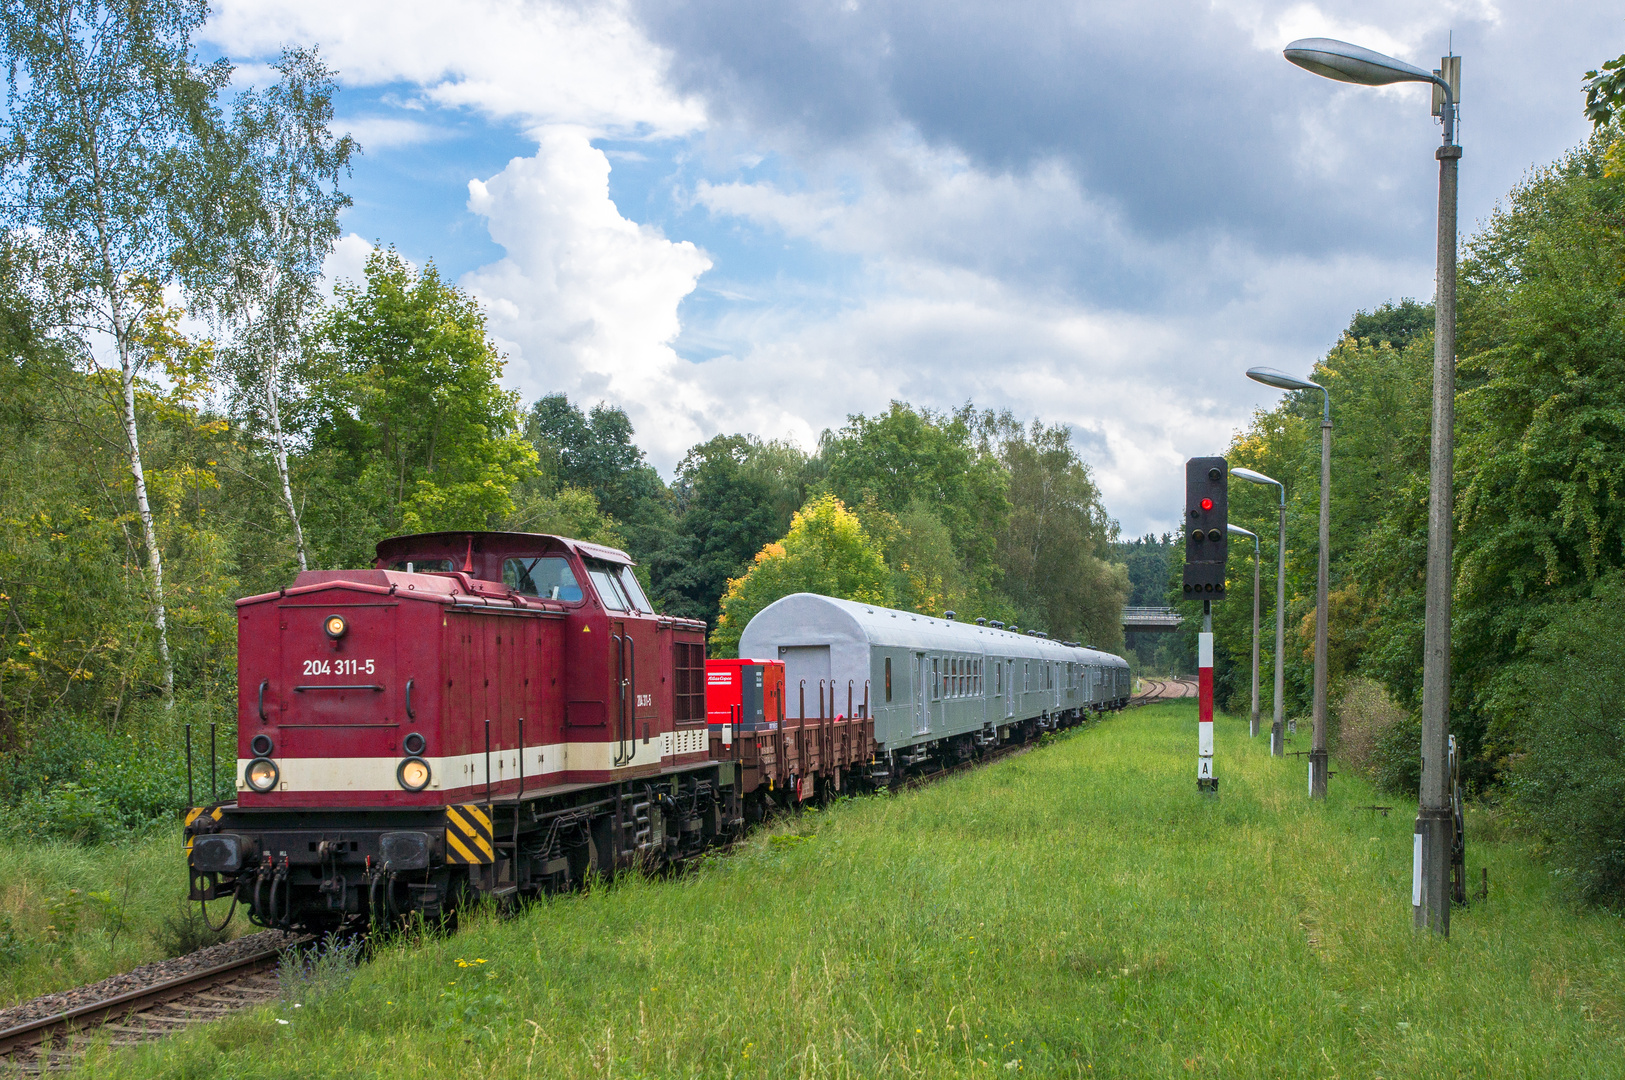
[1197,777,1219,799]
[1413,807,1453,936]
[1270,721,1283,757]
[1309,747,1328,800]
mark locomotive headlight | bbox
[323,614,348,640]
[397,756,431,791]
[246,757,279,792]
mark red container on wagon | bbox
[705,659,783,732]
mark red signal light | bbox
[1200,498,1213,511]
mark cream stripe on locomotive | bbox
[236,729,705,794]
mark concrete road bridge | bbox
[1121,606,1183,633]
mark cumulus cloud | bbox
[206,0,704,137]
[459,130,716,462]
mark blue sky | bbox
[204,0,1618,537]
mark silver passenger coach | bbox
[739,593,1130,762]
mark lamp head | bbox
[1284,38,1435,87]
[1227,523,1258,541]
[1247,365,1323,393]
[1230,467,1280,487]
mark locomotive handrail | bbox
[257,679,269,722]
[292,684,385,692]
[405,678,415,718]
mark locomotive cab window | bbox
[615,565,653,613]
[585,563,631,611]
[504,556,583,601]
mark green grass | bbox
[0,827,244,1005]
[78,704,1625,1078]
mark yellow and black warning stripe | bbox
[445,803,494,864]
[183,806,224,854]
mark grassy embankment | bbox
[0,828,240,1005]
[78,703,1625,1078]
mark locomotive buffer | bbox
[1183,458,1228,795]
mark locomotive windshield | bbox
[504,556,583,601]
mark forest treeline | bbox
[0,2,1126,827]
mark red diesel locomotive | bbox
[185,531,876,930]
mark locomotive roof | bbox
[740,592,1127,667]
[374,531,634,566]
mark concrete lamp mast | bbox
[1231,467,1287,757]
[1283,35,1461,936]
[1228,524,1261,738]
[1245,366,1331,798]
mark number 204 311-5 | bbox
[303,658,374,676]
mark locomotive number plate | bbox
[636,694,653,708]
[303,658,376,676]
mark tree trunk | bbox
[265,356,308,571]
[113,302,175,708]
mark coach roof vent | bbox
[944,610,956,620]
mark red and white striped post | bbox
[1198,600,1217,794]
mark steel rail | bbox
[0,942,300,1062]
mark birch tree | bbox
[213,48,356,572]
[0,0,233,707]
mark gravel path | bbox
[0,930,300,1032]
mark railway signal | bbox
[1183,458,1228,598]
[1184,457,1227,794]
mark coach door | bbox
[914,653,931,736]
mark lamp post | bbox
[1232,467,1287,757]
[1228,524,1261,738]
[1283,35,1460,935]
[1247,367,1330,798]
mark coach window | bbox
[504,556,583,601]
[996,662,1002,695]
[885,657,892,702]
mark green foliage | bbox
[1503,574,1625,905]
[1583,53,1625,128]
[155,900,231,958]
[823,402,1008,596]
[710,495,891,656]
[652,434,785,625]
[979,412,1129,647]
[304,248,536,562]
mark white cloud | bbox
[319,232,377,299]
[337,115,449,151]
[459,129,716,462]
[206,0,705,138]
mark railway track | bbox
[0,938,302,1074]
[1130,677,1197,704]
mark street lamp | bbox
[1247,367,1331,799]
[1227,523,1261,739]
[1284,35,1460,936]
[1233,467,1287,757]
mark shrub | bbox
[1504,577,1625,906]
[1334,677,1413,787]
[154,901,231,958]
